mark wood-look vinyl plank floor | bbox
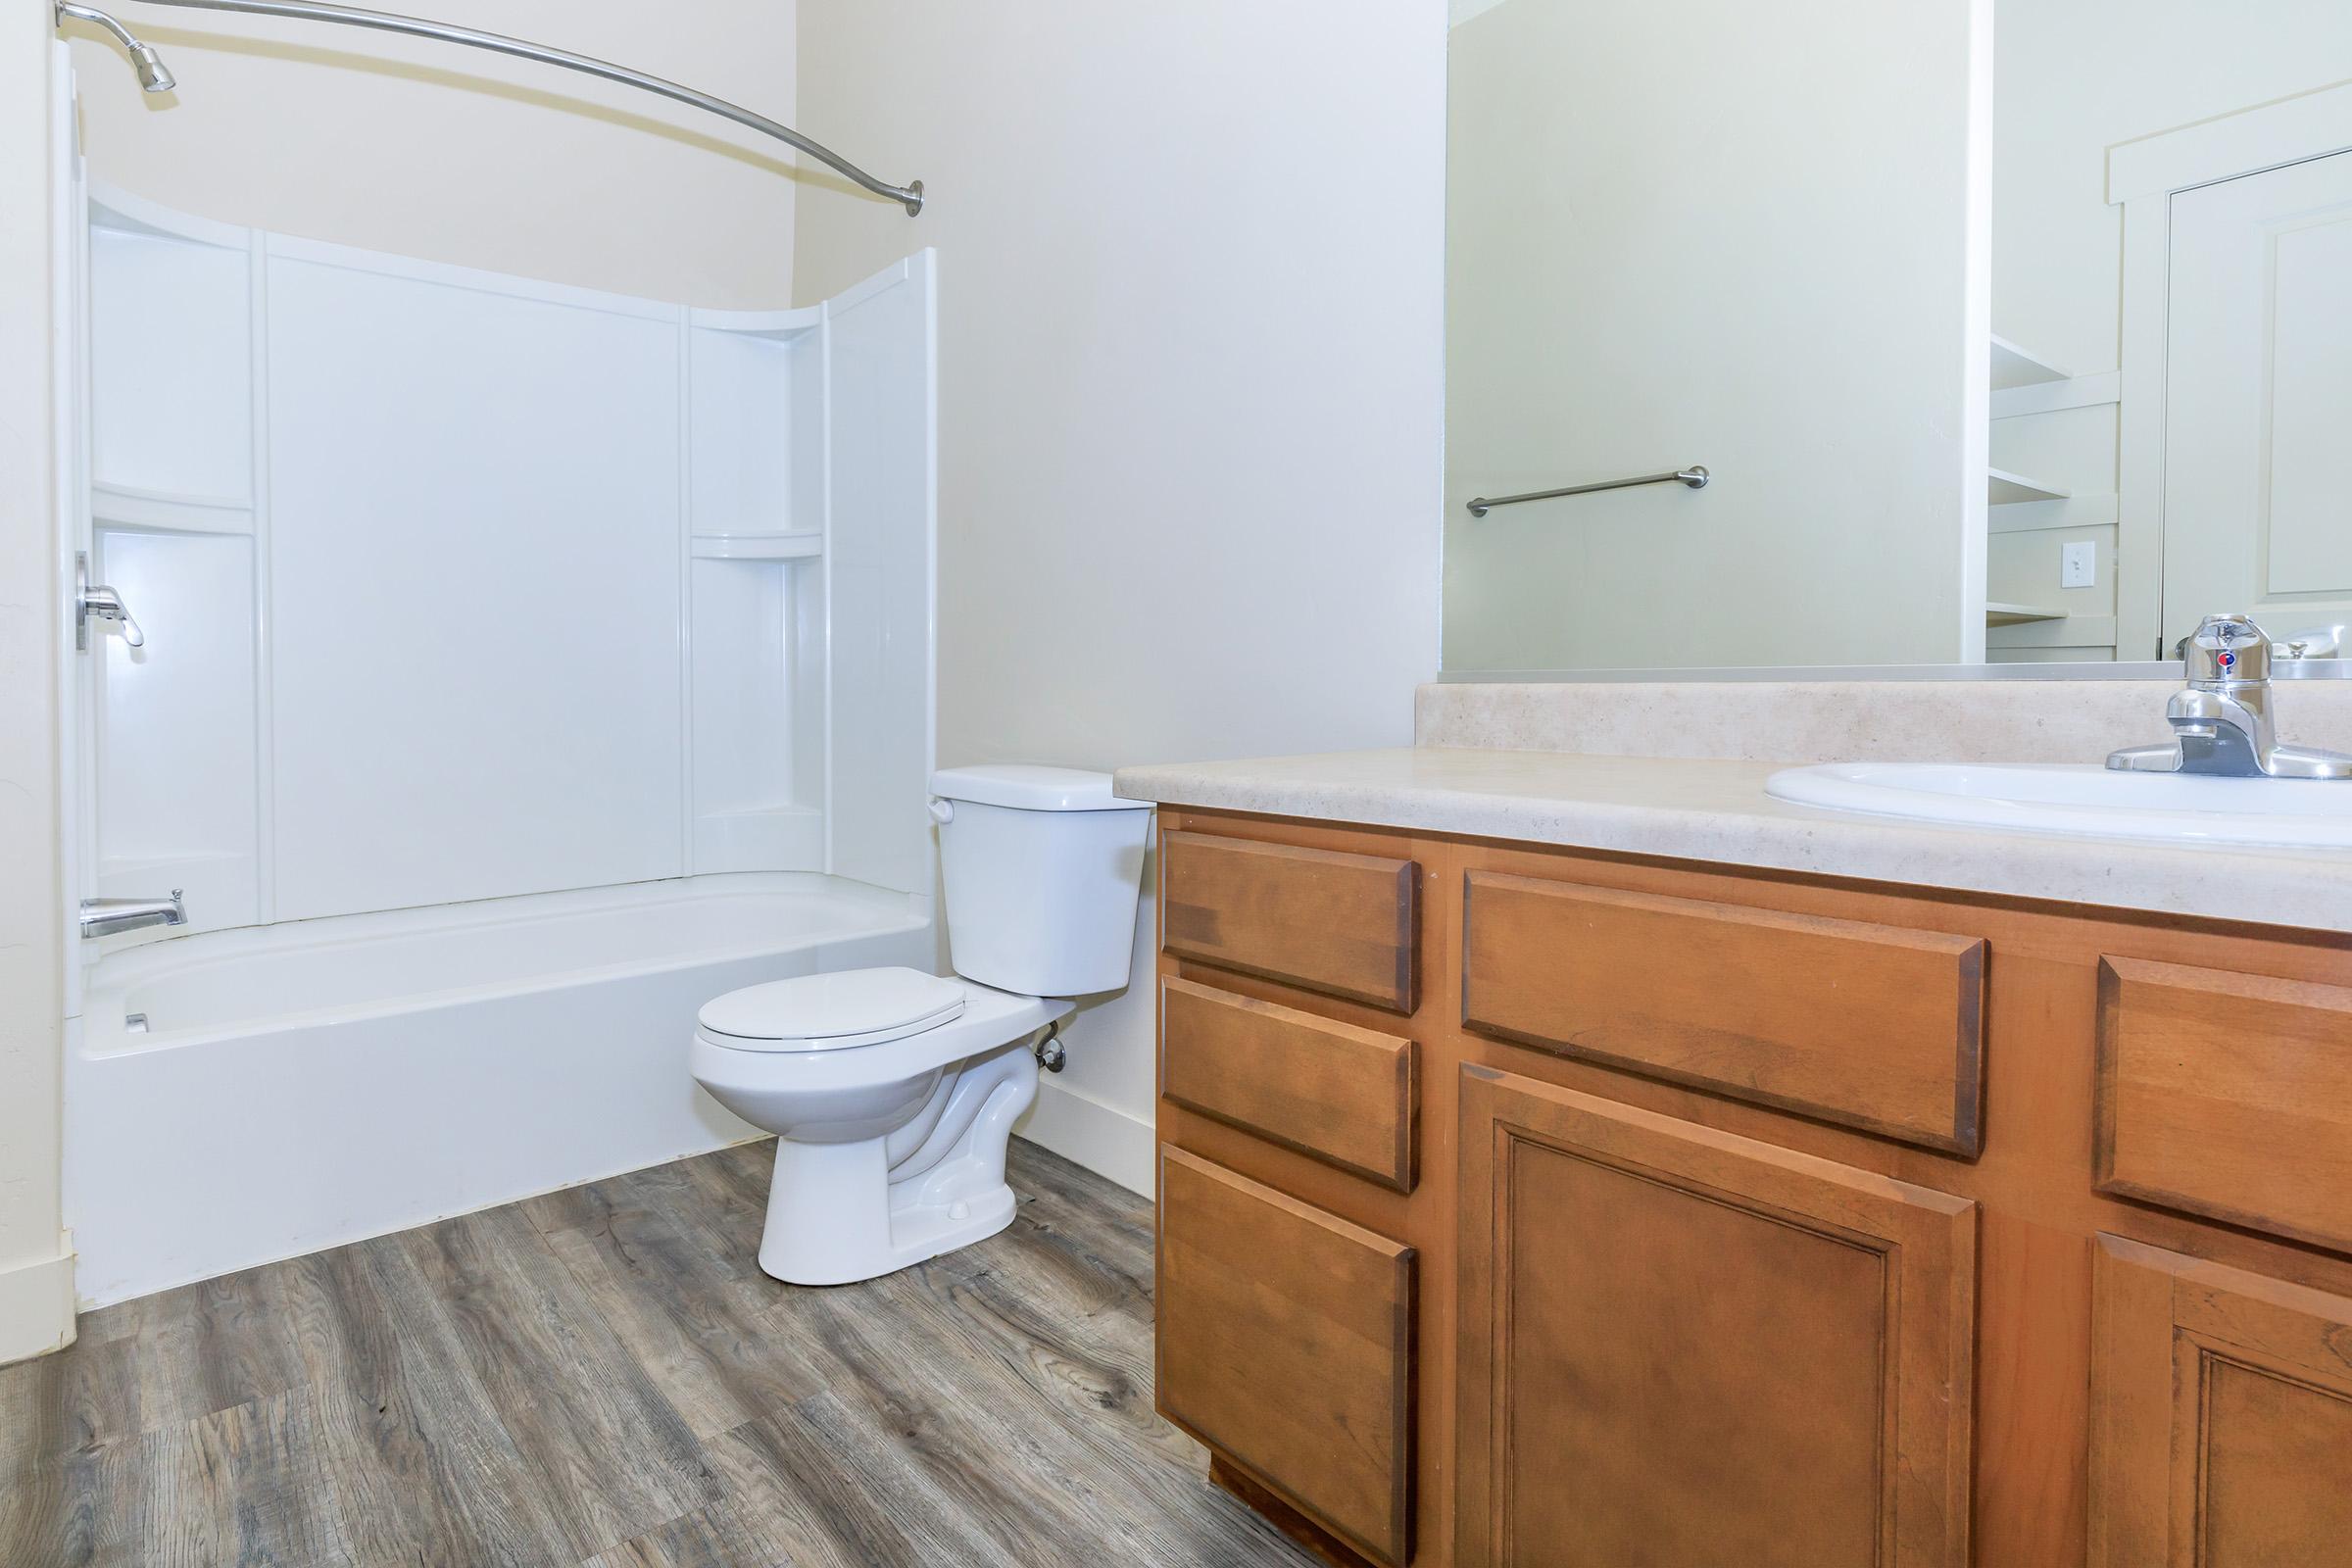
[0,1139,1312,1568]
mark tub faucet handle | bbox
[74,552,144,650]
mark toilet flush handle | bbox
[927,799,954,825]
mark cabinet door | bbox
[2091,1234,2352,1567]
[1456,1065,1976,1568]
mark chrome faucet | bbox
[79,890,186,939]
[2108,614,2352,780]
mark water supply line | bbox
[54,0,925,214]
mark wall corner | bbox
[0,1240,77,1367]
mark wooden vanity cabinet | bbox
[1150,806,2352,1568]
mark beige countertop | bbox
[1112,746,2352,938]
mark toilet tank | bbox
[928,765,1153,998]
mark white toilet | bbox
[689,764,1153,1285]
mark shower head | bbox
[55,3,177,94]
[128,40,176,92]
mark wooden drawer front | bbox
[2096,956,2352,1252]
[1462,872,1987,1153]
[1162,976,1418,1192]
[1162,831,1418,1013]
[1156,1146,1415,1567]
[2091,1235,2352,1566]
[1456,1066,1976,1568]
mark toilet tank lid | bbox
[929,764,1152,812]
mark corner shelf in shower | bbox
[91,481,255,535]
[690,531,823,561]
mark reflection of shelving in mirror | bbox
[1984,332,2121,655]
[1985,341,2072,522]
[1989,334,2070,391]
[1984,601,2069,627]
[1987,466,2069,505]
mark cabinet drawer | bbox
[1161,976,1418,1192]
[1162,831,1419,1013]
[1462,872,1986,1153]
[2096,956,2352,1252]
[1156,1146,1415,1567]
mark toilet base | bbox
[757,1156,1021,1287]
[754,1038,1039,1286]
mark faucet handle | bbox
[2183,613,2270,686]
[74,552,145,650]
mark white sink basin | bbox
[1766,762,2352,849]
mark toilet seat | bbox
[697,966,966,1052]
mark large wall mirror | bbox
[1445,0,2352,674]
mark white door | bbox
[2162,150,2352,652]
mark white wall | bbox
[64,3,804,308]
[1445,0,1987,671]
[0,26,74,1364]
[793,1,1446,1191]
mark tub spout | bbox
[79,890,185,939]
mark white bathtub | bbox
[68,873,936,1306]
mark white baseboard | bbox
[0,1244,76,1367]
[1018,1078,1153,1198]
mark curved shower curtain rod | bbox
[55,0,925,215]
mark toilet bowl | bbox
[690,968,1071,1284]
[689,765,1152,1286]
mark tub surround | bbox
[60,195,948,1313]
